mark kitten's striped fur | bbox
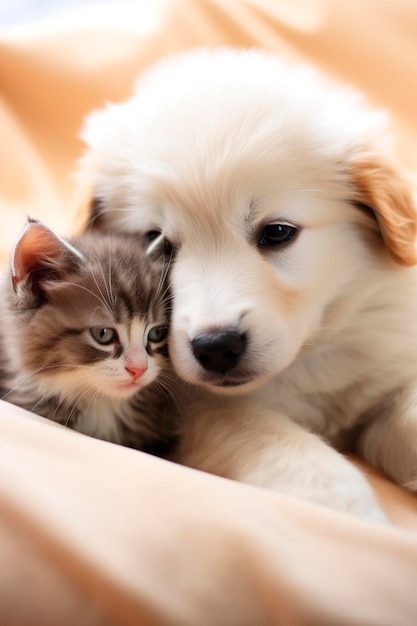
[0,220,181,455]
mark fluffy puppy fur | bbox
[81,48,417,521]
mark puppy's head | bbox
[82,48,417,392]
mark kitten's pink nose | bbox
[125,365,147,381]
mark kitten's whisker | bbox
[85,387,102,420]
[154,264,166,305]
[60,282,113,314]
[30,374,94,416]
[92,247,116,311]
[90,305,114,321]
[105,242,117,309]
[152,373,183,415]
[90,270,114,316]
[30,391,54,414]
[51,376,94,420]
[1,364,71,401]
[29,388,53,414]
[153,247,174,313]
[63,381,98,427]
[40,380,92,425]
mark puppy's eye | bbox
[147,325,169,343]
[161,238,174,258]
[146,232,175,260]
[258,224,298,246]
[145,230,162,243]
[90,327,118,345]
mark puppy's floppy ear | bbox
[350,156,417,266]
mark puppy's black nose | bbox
[192,331,246,374]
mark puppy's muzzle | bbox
[191,330,247,374]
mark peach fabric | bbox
[1,1,417,624]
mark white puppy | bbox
[81,48,417,521]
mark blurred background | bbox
[0,0,152,24]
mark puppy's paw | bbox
[178,406,388,522]
[248,462,387,523]
[238,434,388,523]
[302,469,388,524]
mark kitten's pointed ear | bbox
[12,219,83,294]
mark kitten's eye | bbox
[90,327,118,345]
[147,325,169,343]
[258,224,298,246]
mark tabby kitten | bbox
[0,218,178,454]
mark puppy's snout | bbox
[191,331,246,374]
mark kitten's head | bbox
[9,219,170,402]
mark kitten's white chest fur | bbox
[74,395,125,442]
